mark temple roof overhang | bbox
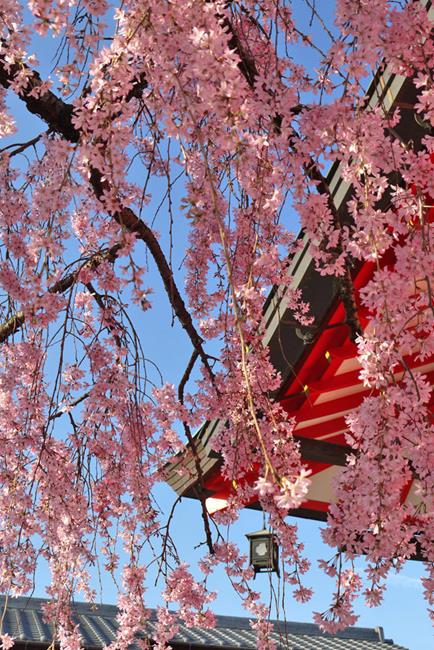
[165,57,433,541]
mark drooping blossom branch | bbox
[0,0,432,646]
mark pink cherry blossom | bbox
[0,0,432,646]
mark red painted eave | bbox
[202,249,433,519]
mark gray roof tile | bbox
[0,596,408,650]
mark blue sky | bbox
[1,5,433,650]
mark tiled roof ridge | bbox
[0,595,408,649]
[0,596,378,636]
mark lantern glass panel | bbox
[252,538,273,565]
[246,529,279,575]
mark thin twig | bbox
[177,349,214,554]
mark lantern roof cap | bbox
[245,528,274,539]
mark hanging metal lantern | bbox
[245,528,279,577]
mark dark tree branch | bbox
[50,244,122,294]
[0,49,79,142]
[0,132,45,156]
[177,349,215,554]
[220,12,257,88]
[0,54,218,556]
[178,349,199,404]
[0,311,25,342]
[0,244,122,343]
[84,281,124,349]
[0,56,215,378]
[0,20,360,374]
[88,168,214,379]
[48,391,90,421]
[182,422,215,555]
[221,13,362,341]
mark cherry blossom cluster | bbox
[0,0,432,646]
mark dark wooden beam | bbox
[294,436,351,466]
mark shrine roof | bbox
[0,596,408,650]
[164,64,433,518]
